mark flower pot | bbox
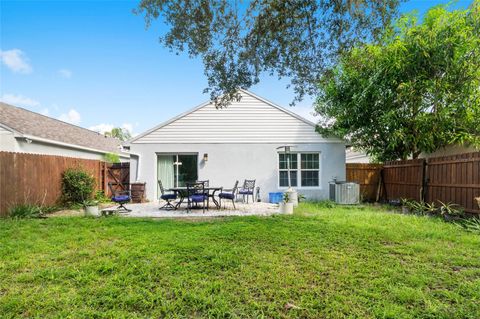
[279,202,294,214]
[285,188,298,207]
[84,205,99,217]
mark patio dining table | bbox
[168,186,223,209]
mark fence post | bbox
[103,162,107,195]
[421,158,428,203]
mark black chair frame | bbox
[219,181,239,210]
[158,180,177,210]
[239,179,256,203]
[186,182,208,213]
[108,182,132,212]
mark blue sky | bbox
[0,0,473,135]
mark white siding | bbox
[134,91,336,144]
[0,126,16,152]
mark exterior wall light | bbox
[203,153,208,162]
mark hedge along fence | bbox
[0,152,107,217]
[347,152,480,214]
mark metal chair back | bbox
[197,180,210,187]
[157,180,166,195]
[242,179,256,191]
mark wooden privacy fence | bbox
[346,163,382,201]
[425,152,480,214]
[0,152,107,216]
[383,159,426,202]
[347,152,480,214]
[105,162,130,197]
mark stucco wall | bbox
[130,143,346,202]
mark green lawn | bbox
[1,203,479,318]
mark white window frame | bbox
[277,152,321,189]
[278,152,299,188]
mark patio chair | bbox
[198,179,218,205]
[186,182,208,213]
[158,180,177,210]
[108,182,132,212]
[239,179,256,203]
[219,180,239,209]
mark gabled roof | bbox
[0,102,124,154]
[130,89,336,144]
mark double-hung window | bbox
[278,153,320,188]
[279,153,298,187]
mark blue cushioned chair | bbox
[239,179,256,203]
[186,182,208,213]
[108,182,132,212]
[158,180,177,210]
[219,180,239,209]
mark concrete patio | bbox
[115,201,280,218]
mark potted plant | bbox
[475,197,480,210]
[297,194,306,203]
[83,199,99,216]
[438,201,464,222]
[400,198,412,214]
[285,188,298,207]
[279,192,294,214]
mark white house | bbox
[128,90,346,202]
[0,102,129,161]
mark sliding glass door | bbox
[157,154,198,195]
[176,155,197,186]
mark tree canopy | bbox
[105,127,131,141]
[316,2,480,161]
[137,0,402,106]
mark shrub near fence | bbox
[0,152,106,217]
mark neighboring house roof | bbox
[130,89,342,144]
[0,102,125,154]
[346,147,372,163]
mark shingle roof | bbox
[0,102,123,154]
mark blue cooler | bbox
[269,192,283,204]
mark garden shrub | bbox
[94,190,112,203]
[8,204,43,219]
[62,167,96,205]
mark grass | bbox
[0,203,479,318]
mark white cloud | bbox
[121,123,133,134]
[0,49,32,74]
[58,68,72,79]
[40,108,50,116]
[0,93,40,108]
[89,123,114,134]
[58,109,81,124]
[89,122,136,136]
